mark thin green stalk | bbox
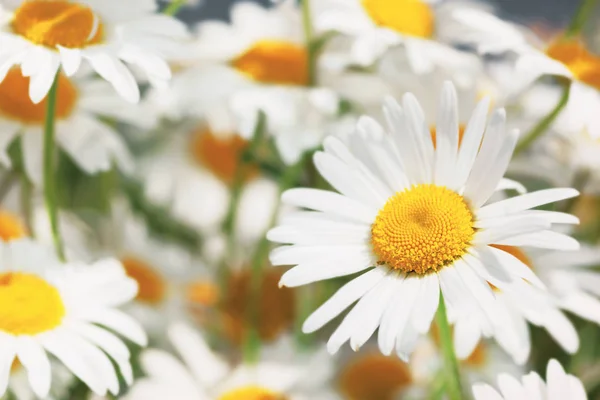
[163,0,186,16]
[43,75,65,261]
[301,0,317,86]
[435,293,463,400]
[0,171,17,203]
[514,83,571,156]
[566,0,600,37]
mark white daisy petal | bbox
[0,335,16,397]
[434,81,459,188]
[455,97,491,188]
[16,336,51,398]
[472,383,504,400]
[477,189,580,220]
[57,46,82,77]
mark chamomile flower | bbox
[268,81,579,360]
[0,68,153,185]
[472,359,587,400]
[0,238,147,398]
[0,0,189,103]
[126,322,337,400]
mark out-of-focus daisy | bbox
[313,0,483,73]
[0,68,153,184]
[0,0,189,103]
[0,239,147,398]
[472,359,587,400]
[268,81,579,359]
[126,322,337,400]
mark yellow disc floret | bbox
[362,0,435,38]
[371,184,474,275]
[0,210,27,241]
[546,38,600,90]
[219,386,288,400]
[232,40,308,86]
[0,272,65,335]
[12,0,104,49]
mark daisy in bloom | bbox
[0,0,189,103]
[268,81,580,359]
[0,68,154,184]
[443,8,600,138]
[0,238,147,398]
[472,359,587,400]
[125,322,338,400]
[312,0,483,73]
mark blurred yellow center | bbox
[0,68,78,124]
[546,39,600,90]
[0,272,65,335]
[219,386,287,400]
[185,280,220,307]
[191,128,256,185]
[232,40,309,86]
[362,0,435,38]
[12,0,104,48]
[339,353,412,400]
[0,210,27,241]
[371,184,474,275]
[121,256,167,305]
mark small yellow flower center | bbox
[362,0,435,38]
[120,256,167,305]
[0,272,65,335]
[219,386,288,400]
[371,184,475,275]
[546,38,600,90]
[0,68,78,124]
[185,280,220,307]
[190,128,256,185]
[339,353,412,400]
[12,0,104,49]
[222,269,295,344]
[0,210,27,241]
[232,40,309,86]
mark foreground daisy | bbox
[472,359,587,400]
[0,0,188,103]
[126,322,337,400]
[268,81,579,359]
[0,239,147,398]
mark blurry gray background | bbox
[169,0,579,27]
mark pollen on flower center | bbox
[218,386,288,400]
[371,184,475,275]
[0,210,27,242]
[0,68,78,124]
[362,0,435,38]
[121,256,167,305]
[546,39,600,90]
[232,40,309,86]
[12,0,104,49]
[0,272,65,335]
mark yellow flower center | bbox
[362,0,435,38]
[222,269,295,344]
[0,272,65,335]
[120,256,167,305]
[190,128,256,185]
[185,280,220,307]
[12,0,104,49]
[0,210,27,241]
[546,38,600,90]
[0,68,78,124]
[339,353,412,400]
[371,184,475,275]
[232,40,309,86]
[219,386,287,400]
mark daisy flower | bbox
[312,0,484,73]
[0,238,147,398]
[472,359,587,400]
[0,67,154,185]
[0,0,189,103]
[125,322,337,400]
[267,81,579,360]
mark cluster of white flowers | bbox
[0,0,598,399]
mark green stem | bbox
[301,0,317,86]
[163,0,186,16]
[566,0,599,37]
[514,83,571,156]
[43,75,65,261]
[435,293,463,400]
